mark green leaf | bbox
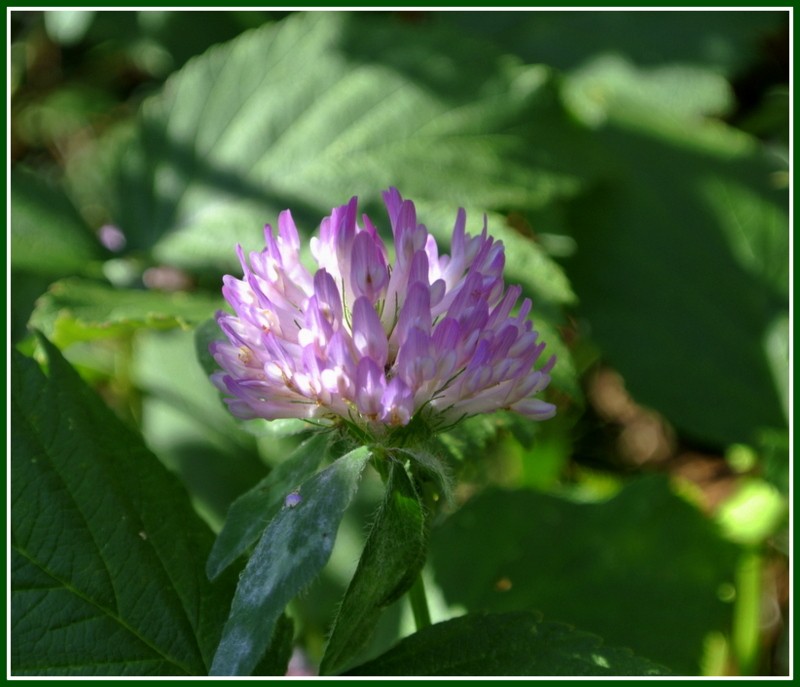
[562,55,734,129]
[11,167,102,343]
[252,614,294,677]
[98,10,580,407]
[29,277,222,347]
[210,444,371,676]
[698,176,790,299]
[111,12,578,269]
[562,70,788,446]
[321,460,426,675]
[11,166,100,277]
[346,611,670,676]
[756,427,790,495]
[131,328,267,532]
[206,432,330,581]
[10,335,235,675]
[395,447,454,506]
[11,272,54,345]
[447,10,786,78]
[44,10,96,46]
[428,477,740,675]
[194,316,226,378]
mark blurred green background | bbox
[10,10,789,676]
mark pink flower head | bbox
[211,189,556,433]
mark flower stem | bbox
[732,547,763,675]
[408,573,432,631]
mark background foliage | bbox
[10,9,790,677]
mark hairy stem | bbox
[408,573,432,631]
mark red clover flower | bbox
[211,189,556,436]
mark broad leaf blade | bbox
[206,432,330,581]
[560,59,788,446]
[29,277,222,347]
[112,12,578,269]
[131,328,268,532]
[320,459,426,675]
[10,335,234,675]
[11,167,102,343]
[447,10,786,78]
[11,166,100,277]
[210,445,371,676]
[429,477,740,675]
[346,611,670,676]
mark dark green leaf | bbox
[395,447,454,506]
[11,167,102,344]
[563,69,788,446]
[11,166,100,277]
[757,427,790,495]
[321,460,426,675]
[447,10,786,78]
[10,335,234,675]
[29,278,222,347]
[11,272,53,345]
[429,477,740,675]
[194,316,226,378]
[206,432,331,581]
[346,611,670,676]
[210,444,371,675]
[252,614,294,677]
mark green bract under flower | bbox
[211,189,556,435]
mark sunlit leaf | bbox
[112,12,578,270]
[44,10,95,46]
[562,55,734,127]
[29,278,222,348]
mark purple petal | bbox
[350,231,389,303]
[351,296,389,368]
[510,397,557,420]
[394,281,432,345]
[355,357,386,417]
[396,326,435,389]
[380,377,414,426]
